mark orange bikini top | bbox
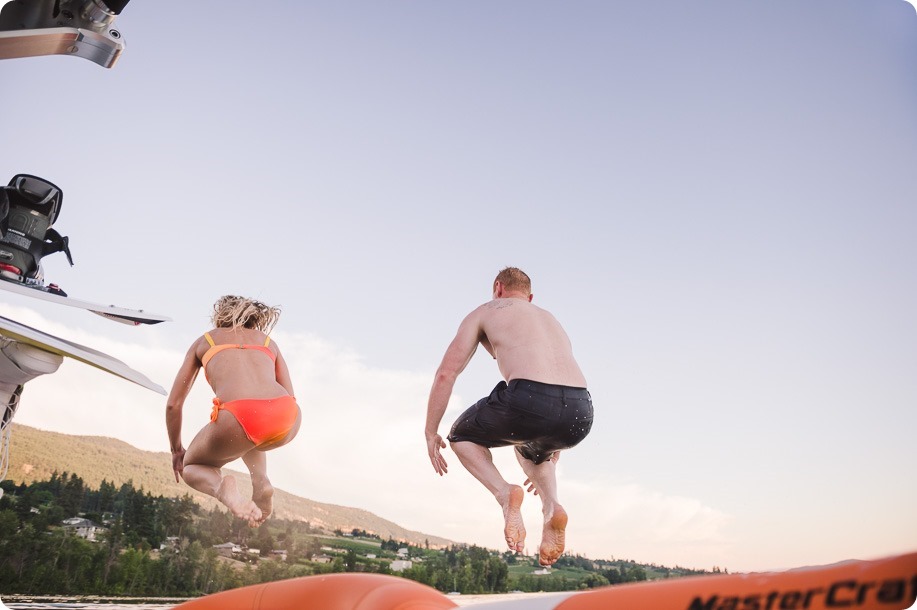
[201,332,276,372]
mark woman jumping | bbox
[166,295,301,526]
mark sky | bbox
[1,1,915,574]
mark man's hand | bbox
[171,447,185,483]
[523,451,560,494]
[426,432,448,475]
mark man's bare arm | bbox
[425,311,483,475]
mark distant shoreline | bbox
[454,591,564,606]
[0,595,191,604]
[0,591,561,608]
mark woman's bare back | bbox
[198,327,288,401]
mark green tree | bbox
[58,473,85,516]
[98,479,116,513]
[344,549,358,572]
[580,573,610,589]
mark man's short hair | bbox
[494,267,531,295]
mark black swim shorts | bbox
[447,379,594,465]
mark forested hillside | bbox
[7,424,451,547]
[0,475,711,597]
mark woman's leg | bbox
[242,449,273,522]
[182,411,261,525]
[242,407,302,522]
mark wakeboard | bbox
[0,278,170,325]
[0,314,166,394]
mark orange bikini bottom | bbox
[211,395,300,447]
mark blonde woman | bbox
[166,296,300,525]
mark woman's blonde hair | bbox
[211,295,281,333]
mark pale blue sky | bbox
[1,1,915,572]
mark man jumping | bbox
[425,267,594,566]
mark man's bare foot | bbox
[501,485,526,553]
[252,479,274,524]
[217,476,262,527]
[538,506,568,566]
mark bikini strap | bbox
[201,333,222,370]
[264,335,271,347]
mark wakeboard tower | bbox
[0,174,169,325]
[0,173,169,493]
[0,0,131,69]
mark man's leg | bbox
[451,441,526,553]
[516,450,567,566]
[182,412,261,525]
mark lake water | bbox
[1,592,558,609]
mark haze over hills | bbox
[5,423,454,548]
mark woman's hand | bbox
[171,447,186,482]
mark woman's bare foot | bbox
[538,506,568,566]
[252,478,274,524]
[217,475,262,526]
[501,485,526,553]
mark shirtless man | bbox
[425,267,593,566]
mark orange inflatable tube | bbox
[556,551,917,610]
[173,573,458,610]
[173,551,917,610]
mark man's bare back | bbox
[475,298,587,388]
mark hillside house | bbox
[62,517,101,541]
[160,537,181,553]
[270,550,288,561]
[390,560,413,572]
[213,542,241,558]
[312,554,333,564]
